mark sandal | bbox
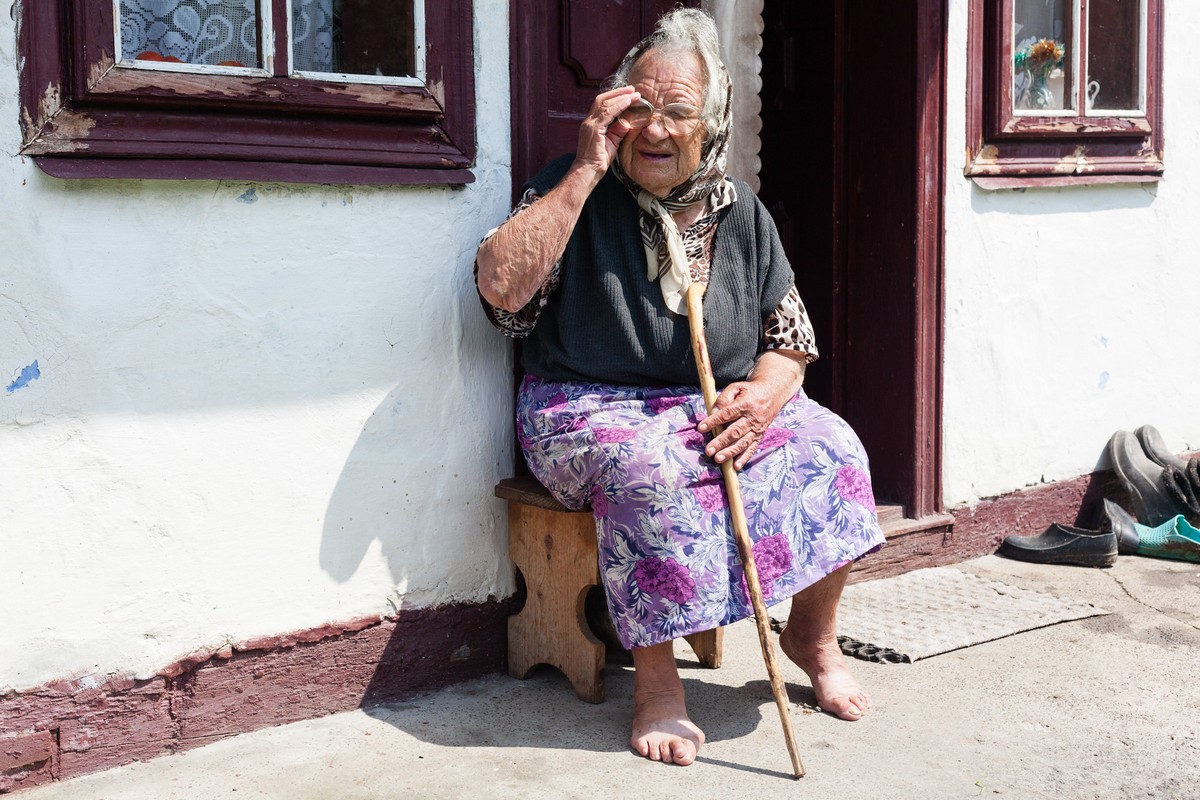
[1133,515,1200,564]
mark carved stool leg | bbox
[507,503,606,704]
[683,628,724,669]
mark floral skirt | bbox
[516,375,885,650]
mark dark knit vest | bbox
[521,155,794,388]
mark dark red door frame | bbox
[834,0,947,520]
[762,0,947,521]
[912,0,947,519]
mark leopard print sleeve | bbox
[763,284,819,363]
[474,188,563,339]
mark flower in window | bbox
[1014,38,1066,110]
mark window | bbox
[18,0,475,184]
[967,0,1162,185]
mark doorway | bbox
[758,1,946,521]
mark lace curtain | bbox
[119,0,335,71]
[292,0,336,73]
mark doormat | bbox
[826,567,1108,663]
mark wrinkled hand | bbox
[697,379,790,471]
[574,86,640,177]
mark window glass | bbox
[1012,0,1073,112]
[1087,0,1144,112]
[119,0,262,68]
[291,0,419,79]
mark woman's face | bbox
[618,49,707,198]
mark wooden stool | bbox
[496,476,723,704]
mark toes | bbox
[827,701,862,720]
[631,733,700,766]
[840,704,865,720]
[823,691,870,720]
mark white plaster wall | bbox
[943,0,1200,507]
[0,0,515,691]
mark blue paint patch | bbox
[237,188,258,204]
[1098,371,1110,390]
[1100,336,1109,348]
[6,361,40,393]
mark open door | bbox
[759,0,947,526]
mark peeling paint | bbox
[19,83,97,153]
[95,70,285,100]
[237,188,258,204]
[45,110,96,145]
[86,53,116,91]
[315,82,441,113]
[965,144,1002,175]
[1053,145,1088,175]
[19,103,37,148]
[36,82,61,129]
[6,361,40,393]
[426,70,446,110]
[19,82,62,148]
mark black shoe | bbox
[1134,424,1189,471]
[1103,498,1141,555]
[1108,430,1191,527]
[998,523,1118,567]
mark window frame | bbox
[966,0,1163,185]
[17,0,476,185]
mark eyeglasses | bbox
[618,98,705,136]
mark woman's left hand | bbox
[697,350,806,471]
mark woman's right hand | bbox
[573,86,641,179]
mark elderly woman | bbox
[476,9,884,766]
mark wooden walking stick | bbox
[686,282,805,779]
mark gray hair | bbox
[608,8,727,137]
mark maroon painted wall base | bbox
[852,467,1124,582]
[1,601,508,793]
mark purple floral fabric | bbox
[633,557,697,604]
[517,375,885,650]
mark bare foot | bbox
[779,627,871,721]
[630,686,705,765]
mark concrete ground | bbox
[19,555,1200,800]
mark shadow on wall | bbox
[319,383,438,589]
[318,377,511,594]
[324,383,417,585]
[319,380,519,717]
[969,179,1157,217]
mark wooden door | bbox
[759,0,945,520]
[510,0,697,195]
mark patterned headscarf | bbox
[610,37,734,316]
